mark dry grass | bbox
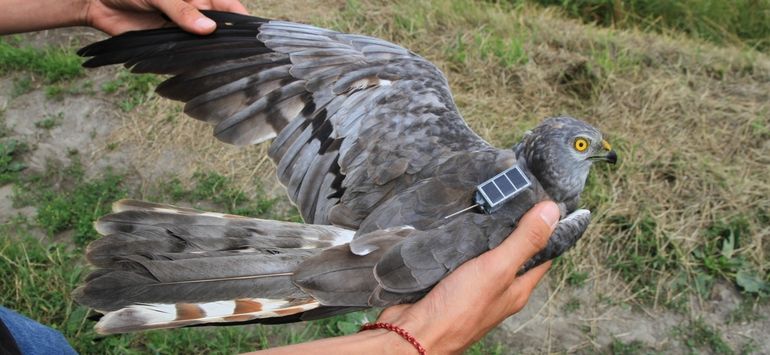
[104,0,348,197]
[108,0,769,307]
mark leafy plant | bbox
[0,139,27,184]
[693,217,769,296]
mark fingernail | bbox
[539,202,560,229]
[195,17,216,30]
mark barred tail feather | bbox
[76,199,358,333]
[95,298,321,334]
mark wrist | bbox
[247,327,426,355]
[361,323,428,355]
[360,327,424,355]
[76,0,93,27]
[36,0,91,28]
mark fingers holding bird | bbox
[85,0,249,35]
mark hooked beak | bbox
[590,139,617,164]
[605,149,617,164]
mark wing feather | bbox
[77,11,491,229]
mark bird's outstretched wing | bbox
[74,14,596,328]
[78,11,493,230]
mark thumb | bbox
[480,201,559,281]
[152,0,217,34]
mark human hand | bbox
[375,201,560,354]
[84,0,249,35]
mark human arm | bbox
[247,201,560,355]
[0,0,248,35]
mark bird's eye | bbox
[574,137,590,152]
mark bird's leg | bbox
[517,209,591,275]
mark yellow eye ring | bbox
[574,138,589,152]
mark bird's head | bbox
[516,116,616,203]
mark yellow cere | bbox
[601,139,612,151]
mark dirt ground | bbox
[1,2,768,353]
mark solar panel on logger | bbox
[474,165,532,213]
[505,168,529,189]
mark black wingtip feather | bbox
[78,11,273,69]
[198,10,271,24]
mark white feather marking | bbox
[329,229,355,246]
[196,211,242,218]
[350,225,414,255]
[248,128,278,145]
[96,303,177,334]
[563,209,590,222]
[197,301,236,317]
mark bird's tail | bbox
[73,199,356,334]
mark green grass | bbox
[610,338,655,355]
[605,214,682,303]
[102,72,162,112]
[588,33,642,76]
[0,38,83,83]
[0,111,6,137]
[466,335,506,355]
[562,297,581,313]
[728,298,766,325]
[45,81,94,101]
[527,0,770,51]
[551,255,591,289]
[0,38,91,101]
[13,160,127,246]
[11,75,32,97]
[445,34,470,66]
[157,171,301,221]
[476,30,529,68]
[674,318,735,354]
[34,112,63,130]
[566,270,589,287]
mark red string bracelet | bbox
[359,322,427,355]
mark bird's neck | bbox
[515,143,589,205]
